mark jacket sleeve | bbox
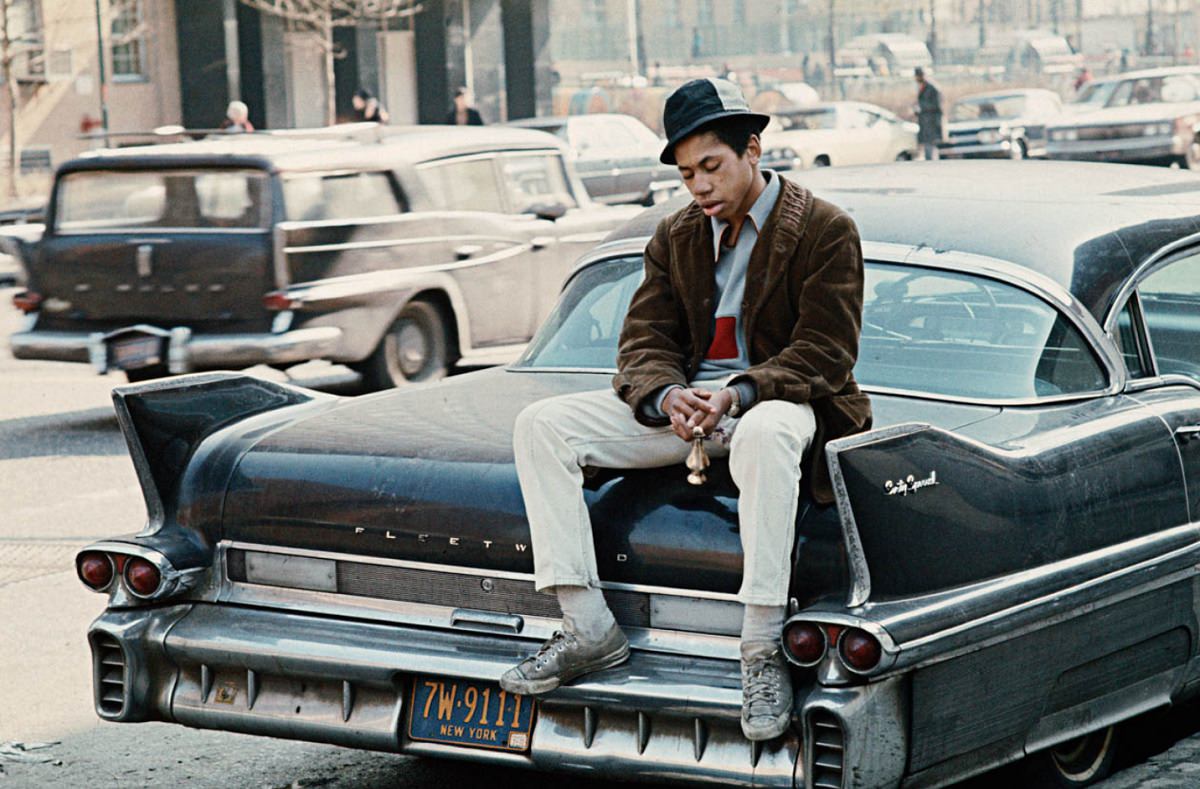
[612,220,691,424]
[730,211,863,405]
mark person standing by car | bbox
[219,101,254,133]
[913,66,943,160]
[500,78,870,742]
[351,89,389,124]
[445,87,484,125]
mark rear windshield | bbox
[951,94,1028,122]
[518,257,1108,400]
[55,169,270,231]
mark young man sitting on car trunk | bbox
[500,78,871,741]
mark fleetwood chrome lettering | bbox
[352,527,528,552]
[884,471,939,496]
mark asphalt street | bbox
[0,288,1197,788]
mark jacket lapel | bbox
[743,178,812,345]
[668,205,716,361]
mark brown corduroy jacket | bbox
[611,175,872,504]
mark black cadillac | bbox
[76,161,1200,787]
[10,127,636,389]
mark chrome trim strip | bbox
[1126,374,1200,393]
[283,233,512,255]
[56,227,269,236]
[222,541,742,602]
[1103,234,1200,335]
[277,212,408,231]
[825,423,931,608]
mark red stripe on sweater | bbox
[706,316,738,360]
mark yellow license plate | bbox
[408,676,535,752]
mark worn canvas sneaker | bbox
[740,641,794,741]
[499,624,630,696]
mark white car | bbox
[761,102,919,170]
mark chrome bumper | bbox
[10,323,342,373]
[1046,135,1182,162]
[89,604,804,786]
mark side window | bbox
[1140,254,1200,379]
[1107,80,1133,107]
[281,172,404,222]
[419,158,504,212]
[1113,298,1151,379]
[499,154,577,213]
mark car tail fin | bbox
[112,372,324,529]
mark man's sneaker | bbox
[740,641,794,741]
[499,624,629,696]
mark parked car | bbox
[9,127,638,388]
[1047,66,1200,168]
[74,160,1200,787]
[506,114,680,206]
[939,88,1064,159]
[0,198,44,287]
[761,102,918,169]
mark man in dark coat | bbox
[500,78,870,742]
[914,66,943,160]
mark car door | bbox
[495,150,628,323]
[414,154,538,347]
[1116,251,1200,520]
[839,107,887,164]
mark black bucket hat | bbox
[660,78,770,165]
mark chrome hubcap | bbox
[395,322,429,377]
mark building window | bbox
[733,0,746,24]
[586,0,607,26]
[110,0,146,80]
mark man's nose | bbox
[691,176,712,195]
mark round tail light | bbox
[124,557,162,597]
[838,627,882,672]
[78,552,114,591]
[783,621,827,666]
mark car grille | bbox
[1074,124,1149,141]
[809,710,846,789]
[226,548,651,627]
[94,633,127,715]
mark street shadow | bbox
[0,407,125,460]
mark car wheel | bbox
[1011,139,1029,160]
[895,151,913,161]
[1028,726,1118,787]
[357,300,453,390]
[124,364,169,383]
[813,156,831,168]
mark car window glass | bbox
[56,169,270,231]
[951,95,1027,122]
[779,109,838,130]
[281,171,403,222]
[858,264,1107,398]
[1140,254,1200,380]
[1108,80,1134,106]
[518,255,643,368]
[499,154,577,213]
[520,258,1109,399]
[419,158,504,212]
[1114,299,1150,378]
[1073,80,1115,106]
[618,115,661,146]
[1161,75,1200,103]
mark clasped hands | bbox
[662,387,735,442]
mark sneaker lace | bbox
[531,630,575,669]
[744,651,783,709]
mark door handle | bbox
[454,244,483,261]
[1176,425,1200,443]
[450,608,524,633]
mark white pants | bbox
[513,382,816,606]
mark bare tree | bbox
[238,0,422,126]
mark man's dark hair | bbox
[691,115,762,158]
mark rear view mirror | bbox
[526,202,567,221]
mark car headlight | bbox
[1053,128,1079,141]
[1145,122,1171,136]
[767,146,798,161]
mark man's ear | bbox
[746,133,762,165]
